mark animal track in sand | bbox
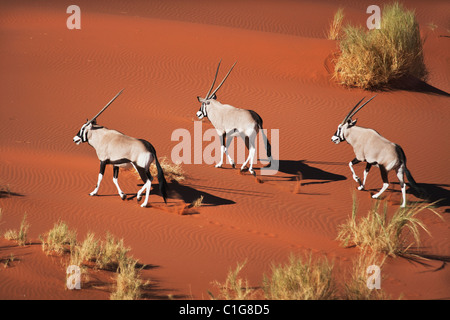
[206,220,278,239]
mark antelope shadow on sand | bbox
[166,180,236,207]
[275,159,347,185]
[373,182,450,212]
[407,182,450,212]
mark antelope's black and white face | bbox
[196,94,216,120]
[73,121,93,145]
[331,119,356,144]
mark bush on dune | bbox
[333,2,427,89]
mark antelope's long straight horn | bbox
[342,97,365,125]
[349,95,377,119]
[205,60,221,100]
[88,89,124,124]
[209,61,237,99]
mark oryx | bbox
[196,61,273,175]
[331,95,419,207]
[73,89,168,207]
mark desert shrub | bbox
[337,196,442,257]
[334,2,426,89]
[263,253,337,300]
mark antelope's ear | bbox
[197,96,203,103]
[210,94,217,100]
[347,119,357,127]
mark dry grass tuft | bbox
[209,261,256,300]
[343,249,390,300]
[96,233,131,270]
[263,253,337,300]
[4,214,30,246]
[110,259,143,300]
[334,2,427,89]
[69,232,100,268]
[37,220,147,299]
[209,250,393,300]
[150,156,185,182]
[337,195,442,257]
[191,195,204,208]
[327,8,345,40]
[41,220,77,255]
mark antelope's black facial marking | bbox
[73,121,91,145]
[196,98,209,120]
[331,124,345,144]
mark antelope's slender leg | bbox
[112,166,126,200]
[358,162,372,190]
[247,134,257,175]
[225,132,235,168]
[139,170,152,208]
[241,134,256,175]
[241,135,251,171]
[396,165,406,208]
[215,132,226,168]
[90,160,107,196]
[349,158,362,188]
[372,166,389,199]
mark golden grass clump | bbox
[36,220,146,299]
[150,156,185,182]
[263,253,336,300]
[41,220,77,255]
[110,259,143,300]
[327,8,344,40]
[334,2,427,89]
[209,251,392,300]
[69,232,100,268]
[343,250,390,300]
[95,232,131,270]
[4,214,30,246]
[209,261,256,300]
[337,195,442,257]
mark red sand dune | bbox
[0,0,449,300]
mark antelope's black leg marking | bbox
[358,162,372,190]
[90,160,107,196]
[215,133,227,168]
[349,158,362,187]
[372,165,389,199]
[113,165,126,200]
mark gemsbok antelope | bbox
[331,95,419,207]
[196,61,273,175]
[73,89,168,207]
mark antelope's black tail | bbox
[140,139,168,203]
